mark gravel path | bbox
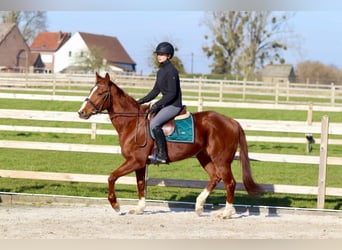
[1,201,341,239]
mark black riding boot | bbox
[152,126,167,164]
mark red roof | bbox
[30,31,70,51]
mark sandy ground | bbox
[1,200,342,239]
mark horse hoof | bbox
[195,207,203,216]
[217,211,232,219]
[111,203,120,212]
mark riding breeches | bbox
[149,105,182,130]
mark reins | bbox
[85,82,149,147]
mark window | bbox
[68,51,72,57]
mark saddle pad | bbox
[151,114,194,143]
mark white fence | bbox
[0,108,342,209]
[1,73,342,209]
[1,73,342,107]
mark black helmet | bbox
[155,42,174,59]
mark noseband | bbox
[85,85,111,115]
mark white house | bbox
[54,32,136,73]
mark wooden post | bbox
[317,115,329,209]
[91,123,97,140]
[198,76,203,112]
[286,80,290,102]
[306,102,314,153]
[219,80,223,102]
[275,82,279,104]
[242,78,246,100]
[330,82,335,106]
[52,74,56,96]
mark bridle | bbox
[84,83,148,147]
[84,85,111,115]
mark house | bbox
[0,23,44,72]
[54,31,136,73]
[30,31,71,73]
[261,64,296,84]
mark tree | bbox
[72,46,110,73]
[1,11,47,43]
[203,11,294,79]
[296,61,342,85]
[203,11,248,75]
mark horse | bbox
[78,72,263,219]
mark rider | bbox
[137,42,183,164]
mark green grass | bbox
[0,96,341,210]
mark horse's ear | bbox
[96,72,100,79]
[105,73,110,82]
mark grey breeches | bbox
[150,105,182,130]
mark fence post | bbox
[275,82,279,104]
[198,76,203,112]
[317,115,329,209]
[286,80,290,102]
[330,82,335,106]
[219,80,223,102]
[91,123,97,140]
[242,78,246,100]
[305,102,314,153]
[52,74,56,96]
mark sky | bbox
[45,11,342,75]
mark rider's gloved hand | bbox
[148,103,159,115]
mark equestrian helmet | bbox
[155,42,174,59]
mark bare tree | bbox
[203,11,295,79]
[296,60,342,85]
[1,11,47,43]
[203,11,248,75]
[72,46,110,73]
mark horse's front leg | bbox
[108,173,120,212]
[128,167,147,214]
[108,158,147,213]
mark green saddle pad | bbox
[150,114,194,143]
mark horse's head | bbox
[78,72,112,119]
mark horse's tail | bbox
[238,124,264,196]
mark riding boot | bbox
[152,126,167,164]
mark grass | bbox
[0,95,341,210]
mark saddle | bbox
[149,106,189,136]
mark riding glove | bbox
[148,103,159,115]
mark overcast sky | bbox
[45,11,342,75]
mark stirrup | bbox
[148,155,167,164]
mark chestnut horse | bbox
[78,73,263,218]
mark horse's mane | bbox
[110,80,139,106]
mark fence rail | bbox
[1,73,342,209]
[1,73,342,107]
[0,109,341,209]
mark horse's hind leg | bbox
[195,151,221,216]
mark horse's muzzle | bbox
[78,110,90,119]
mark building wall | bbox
[39,52,54,73]
[0,26,30,71]
[54,32,88,73]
